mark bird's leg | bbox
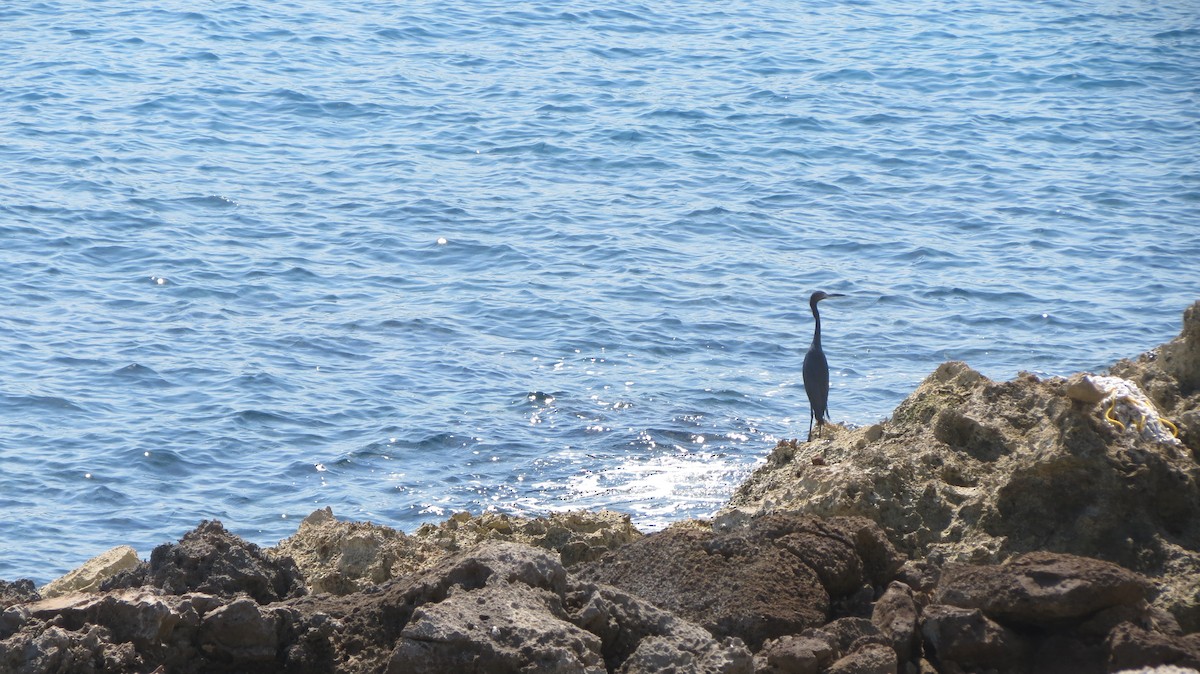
[807,411,815,442]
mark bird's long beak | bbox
[827,293,846,298]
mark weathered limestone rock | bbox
[578,512,902,649]
[272,507,643,595]
[412,509,643,566]
[728,302,1200,629]
[41,546,139,599]
[102,520,306,604]
[270,507,440,595]
[388,580,606,673]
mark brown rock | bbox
[198,597,279,663]
[578,511,902,649]
[1066,374,1109,404]
[0,622,142,674]
[579,524,827,649]
[756,634,836,674]
[920,604,1030,673]
[1157,300,1200,395]
[827,643,897,674]
[1107,622,1200,671]
[936,552,1152,627]
[872,581,920,665]
[27,590,186,648]
[823,617,890,655]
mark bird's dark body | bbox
[803,346,830,426]
[803,290,843,439]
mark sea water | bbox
[1,0,1197,583]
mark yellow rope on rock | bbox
[1160,416,1180,438]
[1104,399,1125,432]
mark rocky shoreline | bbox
[3,302,1198,674]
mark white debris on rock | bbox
[1091,376,1182,446]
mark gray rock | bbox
[102,520,306,604]
[198,597,279,663]
[388,580,605,674]
[0,580,39,610]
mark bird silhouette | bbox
[803,290,845,440]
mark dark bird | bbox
[803,290,845,440]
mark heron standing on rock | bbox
[803,290,845,440]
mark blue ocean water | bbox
[2,1,1198,584]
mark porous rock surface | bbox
[577,512,903,648]
[100,520,306,604]
[728,301,1200,630]
[271,506,642,595]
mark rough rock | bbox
[578,512,902,649]
[826,643,896,674]
[0,580,39,610]
[269,507,441,595]
[102,520,306,604]
[26,590,187,649]
[872,582,920,665]
[412,509,643,566]
[1107,622,1200,672]
[272,507,642,595]
[936,551,1153,627]
[0,622,142,674]
[284,540,751,674]
[569,582,753,674]
[41,546,140,599]
[3,540,750,673]
[755,634,837,674]
[728,303,1200,629]
[387,580,605,673]
[920,603,1031,673]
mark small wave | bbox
[813,67,875,82]
[0,393,88,414]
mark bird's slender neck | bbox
[810,301,822,349]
